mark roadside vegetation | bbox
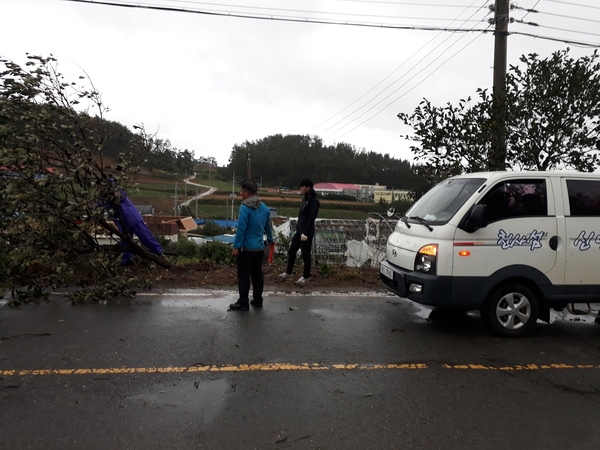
[2,48,599,304]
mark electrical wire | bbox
[60,0,600,136]
[334,0,484,7]
[541,0,600,11]
[510,30,599,47]
[64,0,598,46]
[512,2,600,42]
[338,24,493,137]
[161,0,489,9]
[532,9,600,24]
[313,0,489,131]
[157,0,486,21]
[61,0,492,31]
[520,22,600,38]
[317,0,490,133]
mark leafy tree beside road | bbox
[399,49,600,184]
[0,55,171,302]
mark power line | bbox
[157,0,484,21]
[510,30,599,47]
[313,0,489,131]
[340,25,491,138]
[317,0,491,133]
[533,9,600,24]
[519,0,541,21]
[62,0,492,32]
[526,23,600,38]
[61,0,600,138]
[541,0,600,11]
[333,0,484,7]
[64,0,599,47]
[512,2,600,42]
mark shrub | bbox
[197,241,234,265]
[274,232,291,263]
[318,263,332,277]
[201,220,227,237]
[170,236,201,258]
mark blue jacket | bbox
[233,195,274,251]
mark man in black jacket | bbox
[279,178,320,285]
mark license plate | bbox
[380,264,393,280]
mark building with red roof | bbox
[313,182,361,199]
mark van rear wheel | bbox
[483,284,538,337]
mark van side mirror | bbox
[460,204,487,233]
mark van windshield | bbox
[406,177,485,225]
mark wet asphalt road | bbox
[2,289,600,450]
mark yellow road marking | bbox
[443,363,598,370]
[1,363,599,376]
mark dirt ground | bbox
[155,262,387,294]
[128,173,386,293]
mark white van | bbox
[380,171,600,337]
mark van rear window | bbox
[567,180,600,216]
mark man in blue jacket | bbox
[229,180,275,311]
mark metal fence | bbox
[288,213,399,267]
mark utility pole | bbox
[173,182,178,215]
[246,150,252,180]
[490,0,509,171]
[231,171,235,223]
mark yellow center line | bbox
[1,363,599,376]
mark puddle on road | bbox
[550,308,599,324]
[409,301,600,325]
[129,377,229,423]
[155,293,237,309]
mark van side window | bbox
[566,180,600,216]
[480,180,548,223]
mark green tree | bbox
[399,49,600,183]
[223,133,417,189]
[505,50,600,171]
[0,54,171,303]
[398,96,491,184]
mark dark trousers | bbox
[286,232,313,279]
[236,249,265,305]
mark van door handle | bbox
[549,236,558,251]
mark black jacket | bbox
[296,188,320,237]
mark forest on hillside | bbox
[2,88,426,192]
[89,119,428,192]
[224,134,425,190]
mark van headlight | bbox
[415,244,437,274]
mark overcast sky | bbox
[2,0,599,167]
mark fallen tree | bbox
[0,54,172,303]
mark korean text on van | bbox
[379,171,600,337]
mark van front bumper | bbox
[379,259,453,307]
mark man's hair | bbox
[240,179,258,195]
[299,178,313,188]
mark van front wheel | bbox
[483,284,539,337]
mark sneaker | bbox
[250,299,263,307]
[278,272,293,280]
[295,276,310,285]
